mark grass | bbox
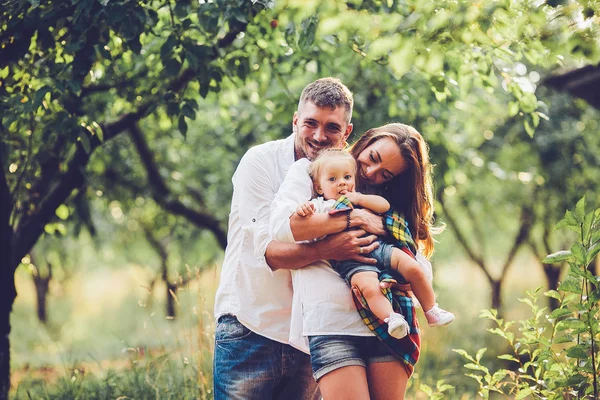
[9,247,553,399]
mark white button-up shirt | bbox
[270,158,373,353]
[214,134,297,344]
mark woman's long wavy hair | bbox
[349,123,441,257]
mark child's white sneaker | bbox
[384,312,409,339]
[425,304,455,327]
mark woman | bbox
[270,123,438,399]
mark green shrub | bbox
[454,197,599,399]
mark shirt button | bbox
[252,218,256,222]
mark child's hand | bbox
[343,191,361,204]
[296,202,316,217]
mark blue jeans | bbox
[213,315,320,400]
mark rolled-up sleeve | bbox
[233,148,278,269]
[270,158,313,243]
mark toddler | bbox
[296,149,454,338]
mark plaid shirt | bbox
[330,195,417,254]
[330,195,421,375]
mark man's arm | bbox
[265,229,380,271]
[289,207,385,241]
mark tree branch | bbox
[10,17,251,269]
[437,188,492,282]
[499,204,534,282]
[129,123,227,249]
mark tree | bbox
[0,0,272,394]
[2,0,599,396]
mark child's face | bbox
[315,159,356,200]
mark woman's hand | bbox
[350,208,385,235]
[317,229,380,264]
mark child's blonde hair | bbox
[307,149,356,195]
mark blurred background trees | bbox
[2,0,599,397]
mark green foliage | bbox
[13,358,211,400]
[454,197,600,399]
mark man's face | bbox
[293,101,353,161]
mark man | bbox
[213,78,382,399]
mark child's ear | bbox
[315,184,323,195]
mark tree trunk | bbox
[30,254,52,324]
[491,280,502,312]
[0,236,16,400]
[166,282,176,319]
[34,273,51,324]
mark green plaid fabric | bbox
[330,195,421,375]
[351,272,421,377]
[330,195,416,254]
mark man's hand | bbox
[296,201,316,217]
[351,208,385,235]
[318,229,380,264]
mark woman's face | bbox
[356,137,408,186]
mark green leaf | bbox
[524,119,534,137]
[587,242,600,265]
[178,116,187,137]
[419,384,433,396]
[181,104,196,120]
[475,347,487,362]
[570,242,586,265]
[566,345,588,359]
[575,197,586,223]
[553,334,574,344]
[549,308,572,319]
[464,363,487,372]
[558,277,582,294]
[199,84,209,98]
[508,101,519,116]
[515,387,533,400]
[591,224,600,244]
[543,250,572,264]
[565,373,587,386]
[55,204,70,220]
[582,211,594,243]
[452,349,476,363]
[544,290,561,300]
[298,15,318,51]
[557,318,586,330]
[497,354,519,362]
[555,210,580,233]
[79,133,91,153]
[164,58,182,76]
[33,86,52,109]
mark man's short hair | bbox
[298,77,353,123]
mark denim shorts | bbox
[331,240,397,285]
[308,335,397,381]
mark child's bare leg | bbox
[390,249,436,311]
[391,248,455,326]
[351,270,408,338]
[350,271,393,322]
